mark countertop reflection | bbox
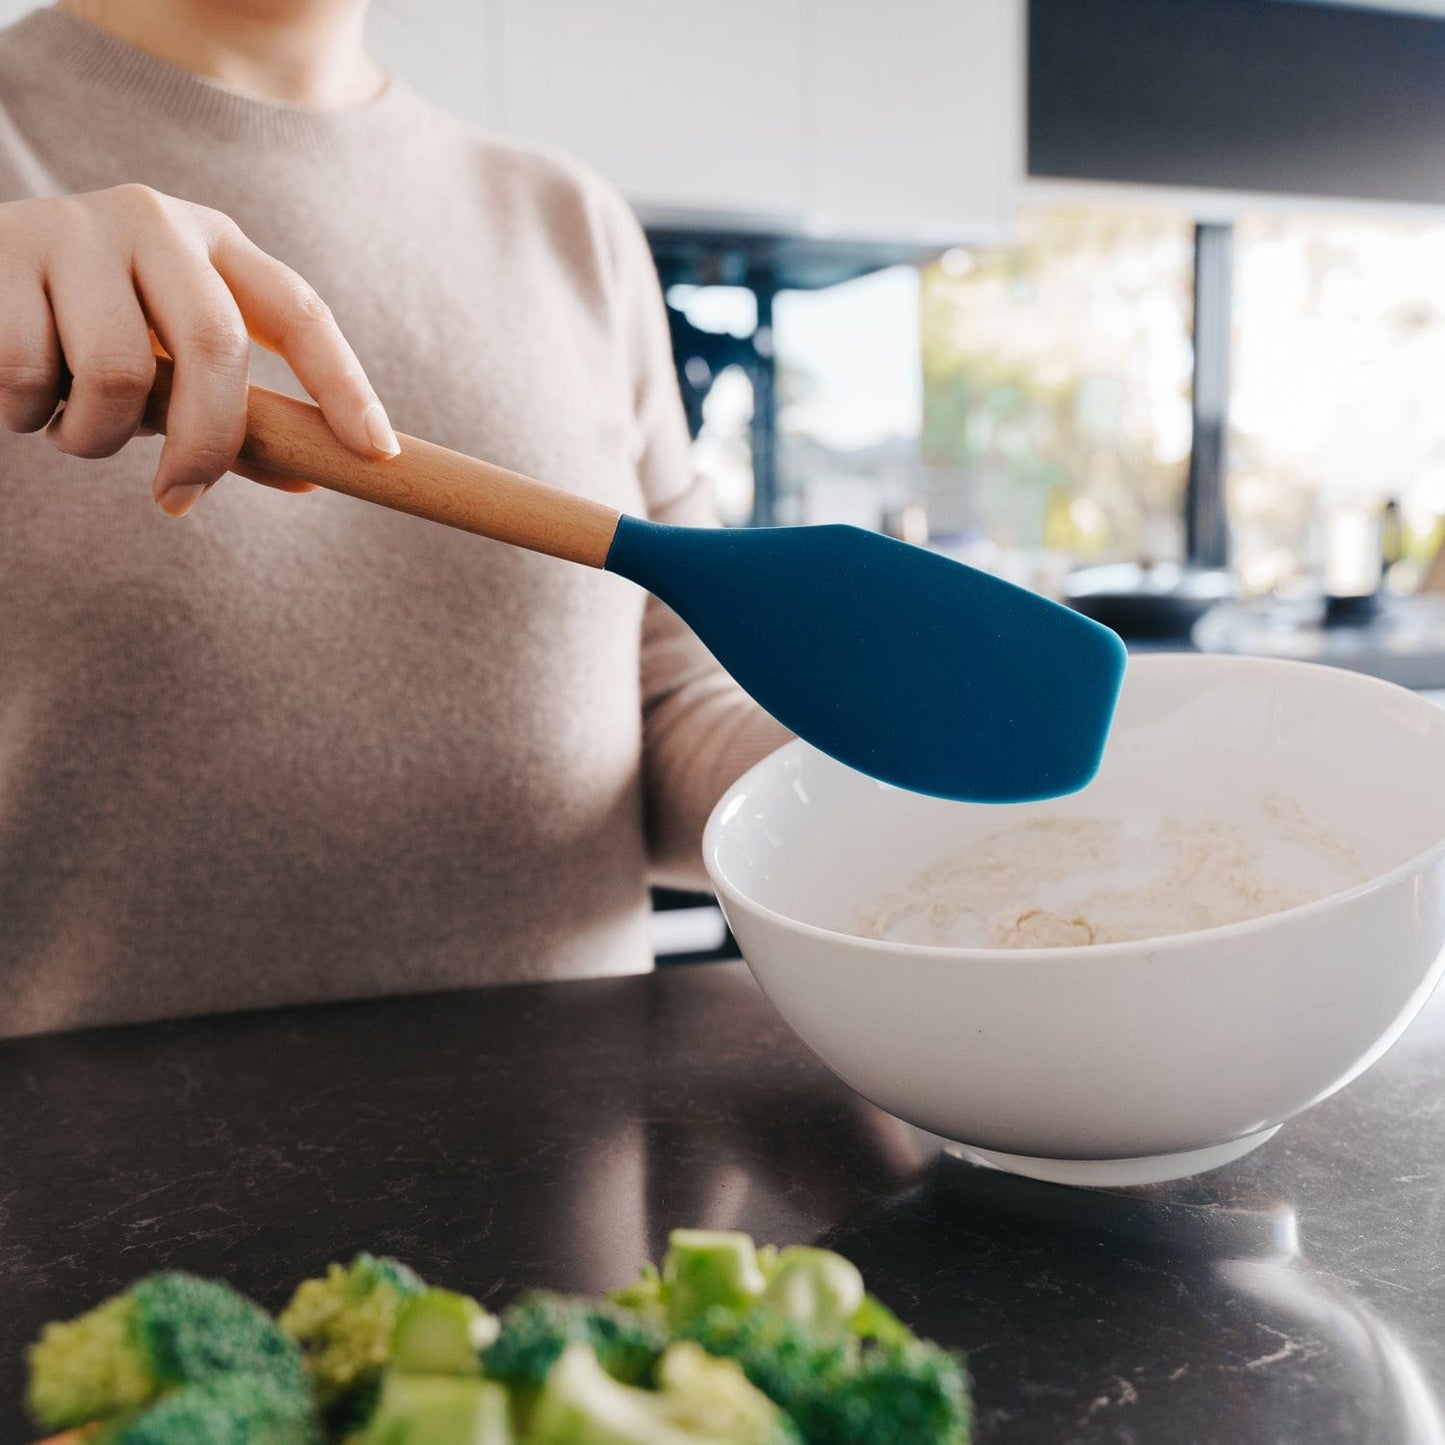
[1,961,1441,1442]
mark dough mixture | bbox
[852,793,1368,949]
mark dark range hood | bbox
[648,226,936,295]
[1029,0,1445,208]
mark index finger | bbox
[210,227,399,461]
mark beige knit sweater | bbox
[0,7,790,1037]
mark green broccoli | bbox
[354,1371,515,1444]
[660,1231,767,1331]
[390,1288,499,1378]
[27,1273,309,1436]
[27,1293,155,1431]
[480,1291,667,1393]
[605,1263,665,1321]
[846,1294,915,1349]
[24,1237,969,1445]
[652,1342,801,1444]
[613,1235,864,1335]
[757,1248,864,1333]
[680,1304,970,1445]
[791,1336,971,1445]
[678,1305,852,1425]
[106,1371,320,1445]
[529,1342,796,1445]
[277,1254,425,1422]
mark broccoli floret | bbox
[480,1292,666,1392]
[661,1231,766,1331]
[26,1293,156,1431]
[792,1337,971,1445]
[605,1263,665,1321]
[529,1342,795,1445]
[683,1306,968,1445]
[757,1248,864,1333]
[847,1294,916,1349]
[133,1274,307,1392]
[613,1237,861,1335]
[27,1273,307,1435]
[678,1306,852,1424]
[390,1288,498,1376]
[278,1254,425,1420]
[108,1371,319,1445]
[355,1371,515,1444]
[653,1342,801,1444]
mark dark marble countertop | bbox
[2,961,1442,1443]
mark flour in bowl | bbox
[851,794,1369,949]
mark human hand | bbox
[0,183,398,515]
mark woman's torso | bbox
[0,10,661,1033]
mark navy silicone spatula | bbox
[145,360,1126,803]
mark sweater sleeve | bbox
[600,188,793,890]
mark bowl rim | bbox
[703,654,1445,962]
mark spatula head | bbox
[606,518,1126,803]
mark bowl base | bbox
[947,1125,1281,1188]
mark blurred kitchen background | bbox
[360,0,1445,955]
[360,0,1445,675]
[8,0,1435,952]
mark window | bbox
[919,207,1195,568]
[1230,211,1445,595]
[774,267,922,530]
[659,203,1445,609]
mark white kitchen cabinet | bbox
[496,0,808,223]
[0,0,1022,245]
[805,0,1021,242]
[488,0,1021,242]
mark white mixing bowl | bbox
[703,655,1445,1186]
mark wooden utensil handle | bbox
[142,356,622,569]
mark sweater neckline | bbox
[7,6,424,152]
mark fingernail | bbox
[160,482,207,516]
[362,403,400,458]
